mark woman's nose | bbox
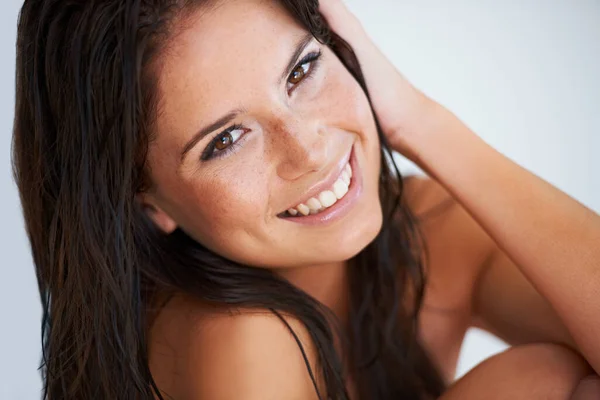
[268,112,329,181]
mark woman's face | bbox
[143,0,382,269]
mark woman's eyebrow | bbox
[278,32,315,84]
[179,32,315,164]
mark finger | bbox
[318,0,363,37]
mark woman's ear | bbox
[136,193,178,234]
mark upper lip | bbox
[279,146,353,214]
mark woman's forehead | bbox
[161,0,306,80]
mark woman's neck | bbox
[275,260,351,327]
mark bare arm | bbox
[406,111,600,374]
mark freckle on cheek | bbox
[272,119,286,135]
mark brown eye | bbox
[203,126,247,160]
[288,63,309,85]
[215,133,233,150]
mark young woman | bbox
[12,0,600,399]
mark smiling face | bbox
[141,0,383,270]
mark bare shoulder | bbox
[401,175,498,381]
[402,174,454,219]
[401,175,496,308]
[148,294,323,400]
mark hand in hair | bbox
[318,0,442,162]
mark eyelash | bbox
[201,50,323,161]
[287,50,322,93]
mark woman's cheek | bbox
[315,59,377,140]
[183,168,267,245]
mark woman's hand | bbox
[321,0,600,384]
[318,0,451,162]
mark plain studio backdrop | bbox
[1,0,598,398]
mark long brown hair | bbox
[12,0,446,398]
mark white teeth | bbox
[285,162,353,217]
[306,197,321,211]
[340,170,350,186]
[318,190,337,208]
[297,203,310,216]
[332,179,349,199]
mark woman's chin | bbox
[318,209,384,262]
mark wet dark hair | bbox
[13,0,446,398]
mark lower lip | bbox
[280,145,363,226]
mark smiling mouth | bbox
[278,157,353,219]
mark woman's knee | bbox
[441,343,594,400]
[571,375,600,400]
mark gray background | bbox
[1,0,598,398]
